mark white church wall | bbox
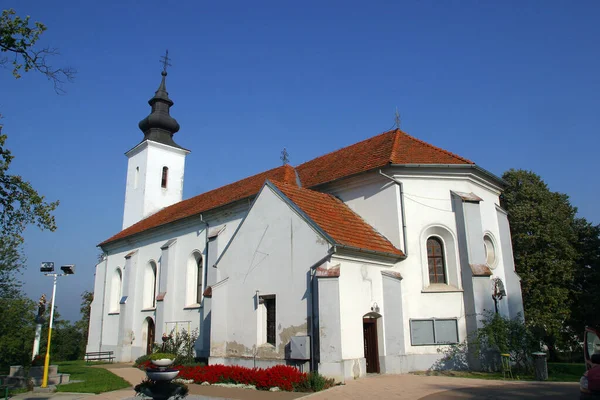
[323,168,513,371]
[93,200,249,362]
[210,185,331,368]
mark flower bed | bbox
[137,361,333,392]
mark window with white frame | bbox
[421,226,460,289]
[410,318,458,345]
[258,295,276,346]
[143,261,157,309]
[483,234,497,268]
[186,252,203,306]
[427,237,447,284]
[110,268,122,313]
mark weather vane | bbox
[280,147,290,165]
[160,50,172,74]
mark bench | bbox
[85,351,115,363]
[0,377,16,400]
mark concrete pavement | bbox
[12,364,581,400]
[304,373,580,399]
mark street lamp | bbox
[40,262,75,388]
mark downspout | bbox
[199,214,210,291]
[199,214,209,359]
[309,247,336,372]
[379,170,409,257]
[99,250,109,352]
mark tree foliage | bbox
[501,169,578,341]
[0,8,75,93]
[568,219,600,335]
[0,134,59,295]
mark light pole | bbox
[40,262,75,388]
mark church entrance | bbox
[145,318,155,355]
[363,317,380,373]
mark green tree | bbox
[0,296,36,373]
[568,218,600,335]
[0,7,73,370]
[1,8,75,92]
[501,169,578,357]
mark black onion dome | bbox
[138,71,182,148]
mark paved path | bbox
[14,365,581,400]
[304,374,580,399]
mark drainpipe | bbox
[379,170,409,257]
[199,214,209,360]
[309,248,336,372]
[98,250,109,352]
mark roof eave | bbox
[389,163,506,188]
[334,243,405,262]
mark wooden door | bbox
[146,319,155,355]
[363,318,380,373]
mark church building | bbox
[86,68,524,382]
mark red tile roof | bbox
[270,180,404,258]
[100,165,298,246]
[101,128,473,246]
[297,129,473,188]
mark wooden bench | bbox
[85,351,115,363]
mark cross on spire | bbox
[280,147,290,165]
[394,107,401,129]
[160,50,172,74]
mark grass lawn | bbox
[55,361,131,393]
[414,362,585,383]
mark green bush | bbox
[148,353,177,361]
[293,371,335,392]
[434,311,541,373]
[134,354,150,366]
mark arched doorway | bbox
[144,317,155,355]
[363,312,382,373]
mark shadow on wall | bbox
[431,340,501,372]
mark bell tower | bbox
[122,51,189,230]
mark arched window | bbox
[186,252,203,306]
[111,268,122,313]
[143,261,157,309]
[161,167,168,188]
[427,237,446,284]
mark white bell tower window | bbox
[161,167,168,188]
[134,167,139,189]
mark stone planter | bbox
[151,359,174,367]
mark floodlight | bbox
[60,264,75,275]
[40,262,54,273]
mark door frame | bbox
[363,317,381,373]
[146,317,155,355]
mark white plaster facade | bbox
[122,140,189,230]
[87,98,524,382]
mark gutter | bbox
[333,243,404,261]
[378,170,409,257]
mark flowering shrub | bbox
[136,362,332,392]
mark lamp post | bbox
[40,262,75,388]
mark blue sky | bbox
[3,1,599,321]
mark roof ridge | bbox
[295,128,396,168]
[400,132,474,164]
